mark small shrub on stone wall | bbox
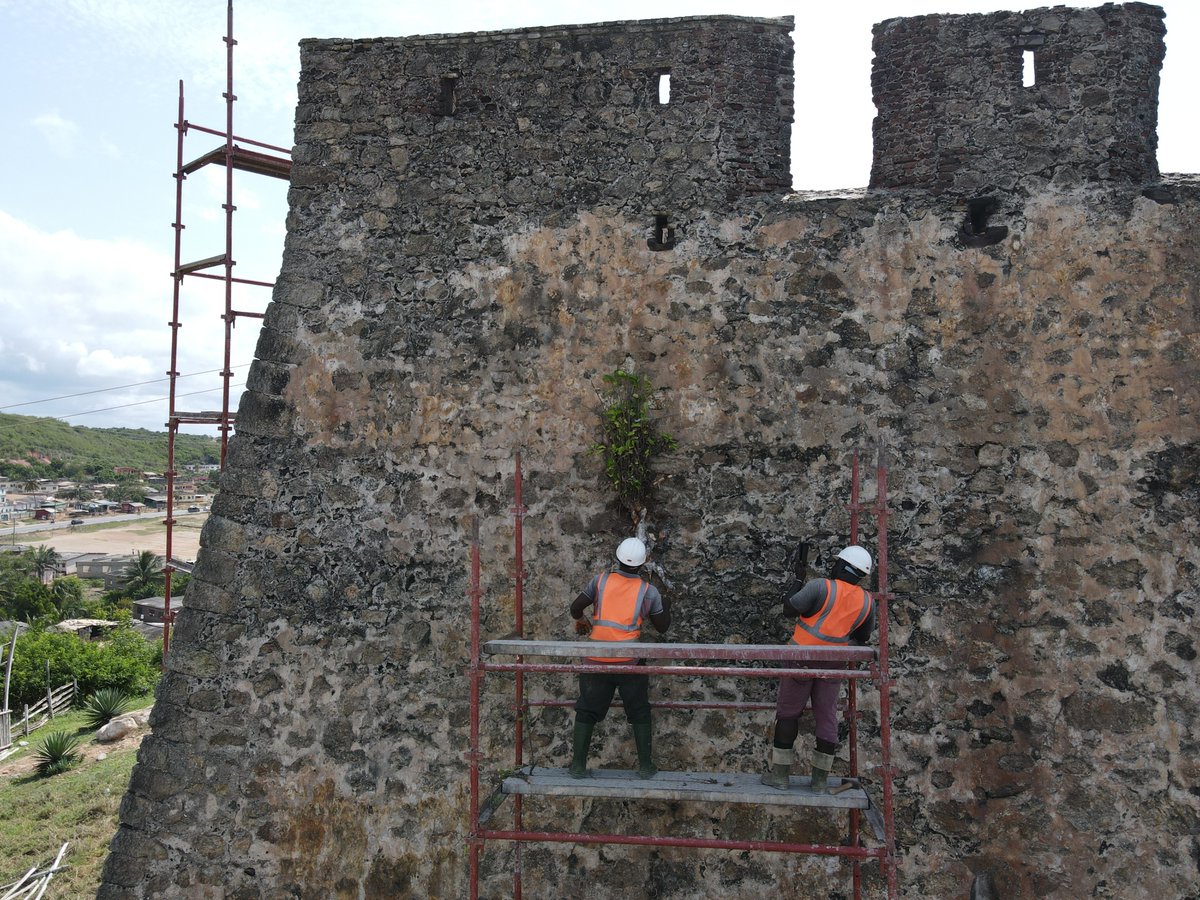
[590,369,676,525]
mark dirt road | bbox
[14,515,205,561]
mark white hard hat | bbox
[616,537,647,567]
[837,545,873,576]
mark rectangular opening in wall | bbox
[440,74,459,115]
[658,71,671,105]
[648,214,675,251]
[1022,50,1036,87]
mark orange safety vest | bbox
[790,579,873,647]
[588,571,649,663]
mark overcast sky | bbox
[0,0,1196,434]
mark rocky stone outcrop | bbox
[95,709,152,743]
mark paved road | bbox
[6,510,208,537]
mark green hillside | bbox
[0,413,220,480]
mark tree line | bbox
[0,412,220,481]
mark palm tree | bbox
[105,483,140,504]
[62,484,92,505]
[50,576,87,618]
[121,550,165,598]
[26,546,61,583]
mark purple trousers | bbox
[775,674,841,746]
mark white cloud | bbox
[78,348,155,379]
[32,111,80,158]
[0,208,249,430]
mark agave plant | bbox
[33,730,84,777]
[80,688,134,730]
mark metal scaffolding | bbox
[468,450,899,898]
[162,0,291,661]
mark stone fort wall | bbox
[100,6,1198,898]
[870,2,1166,193]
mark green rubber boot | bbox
[632,722,658,779]
[810,749,835,792]
[569,720,595,779]
[761,746,794,789]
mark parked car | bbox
[70,518,85,525]
[187,506,202,513]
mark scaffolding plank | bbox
[171,411,232,424]
[483,639,876,663]
[228,146,292,179]
[502,767,869,809]
[176,254,228,275]
[180,147,226,175]
[181,145,291,179]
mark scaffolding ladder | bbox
[162,1,291,662]
[467,451,899,898]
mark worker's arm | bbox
[569,591,593,620]
[571,577,599,635]
[649,594,671,634]
[782,579,826,619]
[849,605,876,646]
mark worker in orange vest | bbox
[762,545,875,791]
[568,537,672,779]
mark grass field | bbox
[0,699,152,897]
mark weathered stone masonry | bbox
[102,6,1197,899]
[871,3,1166,193]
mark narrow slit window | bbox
[658,72,671,105]
[648,214,675,251]
[440,74,459,116]
[1022,50,1036,87]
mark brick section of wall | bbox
[870,2,1165,193]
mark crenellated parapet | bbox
[293,15,795,232]
[870,3,1166,194]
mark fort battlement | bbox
[295,15,794,224]
[870,2,1166,193]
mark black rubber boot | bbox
[569,720,595,779]
[810,749,835,792]
[632,722,657,779]
[761,746,794,789]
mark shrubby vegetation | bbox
[32,730,84,777]
[2,625,161,709]
[80,687,135,730]
[1,547,166,709]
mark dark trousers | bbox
[575,669,651,725]
[775,675,841,746]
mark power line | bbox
[0,365,252,412]
[60,385,250,421]
[0,385,249,430]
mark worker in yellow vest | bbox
[762,545,875,791]
[568,537,672,779]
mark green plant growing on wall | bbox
[590,369,677,526]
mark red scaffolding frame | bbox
[162,0,291,661]
[467,450,899,898]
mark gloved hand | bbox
[573,617,592,636]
